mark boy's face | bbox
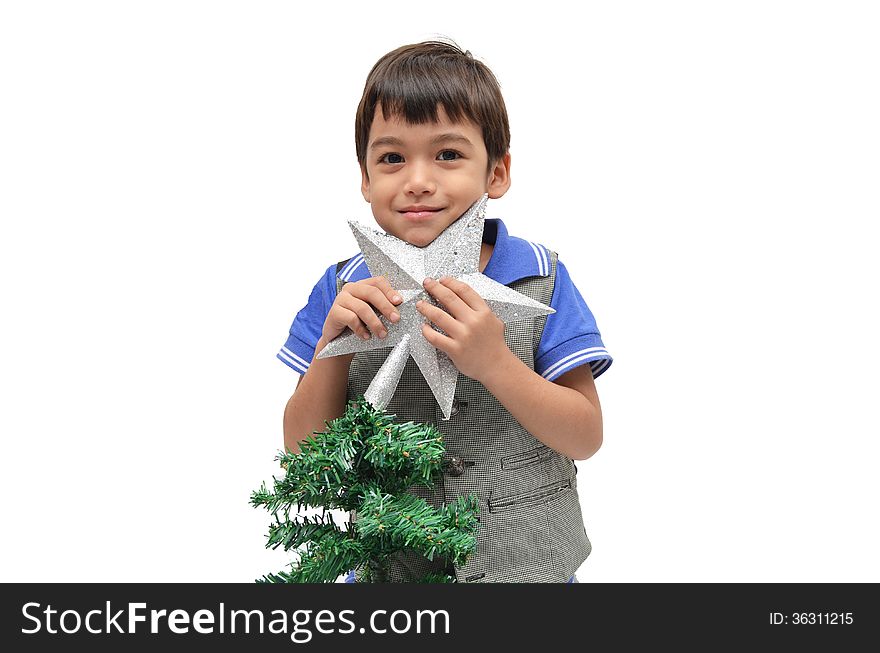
[361,105,511,247]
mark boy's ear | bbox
[360,166,371,203]
[487,152,512,199]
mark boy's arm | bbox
[479,353,602,461]
[282,339,353,454]
[418,276,602,461]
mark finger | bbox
[437,276,487,311]
[337,295,388,340]
[416,299,460,336]
[347,282,401,324]
[364,276,404,306]
[423,277,469,318]
[421,323,456,354]
[331,305,370,341]
[344,315,372,341]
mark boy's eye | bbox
[437,150,460,161]
[379,153,404,164]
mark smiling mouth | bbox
[399,208,444,220]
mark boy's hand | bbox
[322,276,402,343]
[417,276,509,382]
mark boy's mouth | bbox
[399,206,443,221]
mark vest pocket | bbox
[488,479,573,513]
[500,445,554,471]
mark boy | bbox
[278,41,612,583]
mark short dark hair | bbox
[355,40,510,172]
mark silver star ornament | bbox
[316,194,554,419]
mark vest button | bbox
[450,399,460,416]
[446,455,465,477]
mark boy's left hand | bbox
[416,276,509,382]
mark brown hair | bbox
[355,40,510,173]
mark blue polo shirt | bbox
[278,218,612,382]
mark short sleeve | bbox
[535,259,612,381]
[277,263,338,375]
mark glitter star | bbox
[316,194,554,419]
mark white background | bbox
[1,1,878,583]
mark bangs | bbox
[372,68,475,127]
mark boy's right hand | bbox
[321,276,403,343]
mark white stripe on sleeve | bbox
[278,347,310,374]
[590,358,611,377]
[541,346,609,379]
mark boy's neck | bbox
[479,242,494,273]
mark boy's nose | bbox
[403,161,436,195]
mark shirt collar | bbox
[481,218,551,285]
[337,218,550,285]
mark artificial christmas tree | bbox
[251,397,479,583]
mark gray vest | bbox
[337,251,591,582]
